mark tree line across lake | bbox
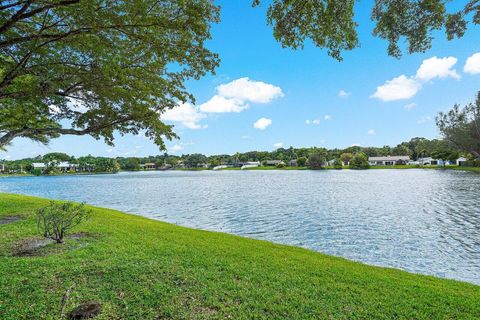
[1,136,478,175]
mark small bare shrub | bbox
[36,201,91,244]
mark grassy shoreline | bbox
[0,193,479,319]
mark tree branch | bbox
[0,116,134,147]
[0,0,80,35]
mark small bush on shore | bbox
[36,201,91,244]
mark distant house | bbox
[213,165,230,170]
[456,157,468,166]
[32,162,47,170]
[144,163,156,170]
[368,156,410,166]
[264,160,284,166]
[241,161,260,170]
[288,159,298,167]
[57,161,78,172]
[418,157,442,166]
[158,163,173,171]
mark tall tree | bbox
[0,0,219,149]
[308,151,327,169]
[436,91,480,159]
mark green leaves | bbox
[257,0,478,59]
[264,0,359,60]
[0,0,219,149]
[436,91,480,159]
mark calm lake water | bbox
[1,169,479,284]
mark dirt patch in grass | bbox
[13,238,53,257]
[0,215,23,225]
[12,233,96,257]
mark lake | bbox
[1,169,479,284]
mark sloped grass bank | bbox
[0,193,479,319]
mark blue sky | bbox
[2,1,480,160]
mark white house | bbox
[57,161,78,172]
[456,157,468,166]
[32,162,47,169]
[368,156,410,166]
[213,165,229,170]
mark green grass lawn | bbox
[1,193,479,319]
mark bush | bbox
[31,168,42,176]
[333,158,343,169]
[296,157,307,167]
[36,201,91,243]
[350,152,370,169]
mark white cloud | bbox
[371,75,421,101]
[368,129,376,135]
[253,117,272,130]
[464,52,480,74]
[273,142,284,148]
[161,102,207,129]
[338,90,350,98]
[217,77,284,104]
[168,144,184,153]
[372,56,461,102]
[198,77,283,114]
[404,102,417,110]
[241,135,250,139]
[305,119,320,125]
[106,148,113,153]
[324,115,332,120]
[350,143,362,147]
[415,56,460,81]
[199,95,248,113]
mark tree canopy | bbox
[0,0,219,149]
[1,1,478,150]
[436,91,480,159]
[255,0,479,59]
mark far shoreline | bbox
[1,165,479,178]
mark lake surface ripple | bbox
[1,169,479,284]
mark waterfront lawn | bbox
[0,193,479,319]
